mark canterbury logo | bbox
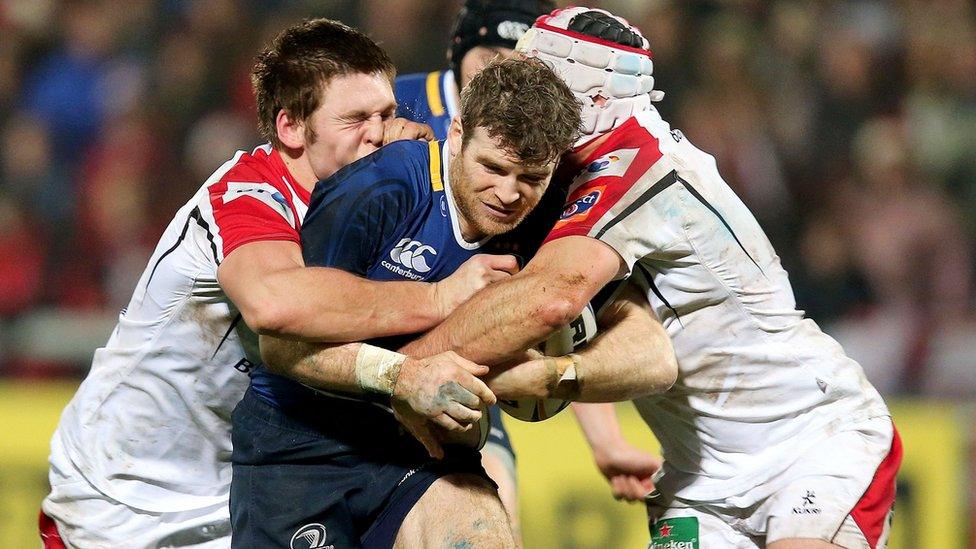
[290,523,334,549]
[390,238,436,273]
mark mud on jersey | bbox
[48,144,309,513]
[547,109,890,501]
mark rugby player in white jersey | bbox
[403,8,902,549]
[40,19,518,548]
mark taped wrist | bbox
[544,354,582,399]
[355,344,407,395]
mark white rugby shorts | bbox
[646,415,902,549]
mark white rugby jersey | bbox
[548,109,889,501]
[47,144,309,513]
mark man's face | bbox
[303,72,397,180]
[459,46,515,88]
[448,123,555,241]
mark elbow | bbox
[654,351,679,392]
[241,302,290,337]
[537,296,583,332]
[536,286,593,331]
[643,346,678,394]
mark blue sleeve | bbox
[300,142,429,275]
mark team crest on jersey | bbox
[559,186,604,221]
[587,155,620,173]
[575,148,639,187]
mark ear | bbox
[447,116,463,155]
[275,109,305,150]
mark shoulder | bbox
[308,140,437,215]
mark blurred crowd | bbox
[1,0,974,397]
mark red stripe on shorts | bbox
[39,510,68,549]
[850,425,903,549]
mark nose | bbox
[494,177,520,206]
[363,116,384,148]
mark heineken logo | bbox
[649,517,698,549]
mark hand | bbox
[383,117,435,143]
[593,441,661,502]
[432,254,519,318]
[392,351,496,458]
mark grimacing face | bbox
[447,122,555,241]
[303,71,397,180]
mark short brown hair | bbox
[251,19,396,149]
[460,57,581,165]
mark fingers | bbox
[438,380,482,409]
[482,254,520,275]
[431,412,470,433]
[444,351,489,376]
[394,403,445,460]
[610,475,652,502]
[384,118,434,143]
[457,373,496,406]
[444,401,483,424]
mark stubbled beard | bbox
[451,163,527,239]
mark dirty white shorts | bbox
[646,416,902,549]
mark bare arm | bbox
[259,334,497,458]
[484,281,678,402]
[401,236,625,364]
[219,241,516,342]
[573,402,661,502]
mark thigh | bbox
[395,474,515,548]
[763,420,901,549]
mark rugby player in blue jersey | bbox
[230,58,584,548]
[394,1,556,538]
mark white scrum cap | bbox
[516,7,664,146]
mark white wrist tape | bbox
[355,344,407,395]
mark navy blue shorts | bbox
[230,388,490,549]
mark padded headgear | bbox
[516,7,664,146]
[448,0,556,89]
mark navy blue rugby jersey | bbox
[394,70,458,140]
[249,138,488,410]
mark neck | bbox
[277,147,318,193]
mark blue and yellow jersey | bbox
[394,70,459,140]
[249,138,485,409]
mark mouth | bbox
[481,201,517,220]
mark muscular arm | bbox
[401,236,625,364]
[219,240,445,342]
[485,280,678,402]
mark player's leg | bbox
[763,419,902,549]
[481,407,521,545]
[394,473,515,548]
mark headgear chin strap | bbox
[516,7,664,147]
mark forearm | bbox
[402,269,573,364]
[402,236,621,364]
[572,402,627,449]
[260,335,365,394]
[256,266,444,342]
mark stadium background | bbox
[0,0,973,546]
